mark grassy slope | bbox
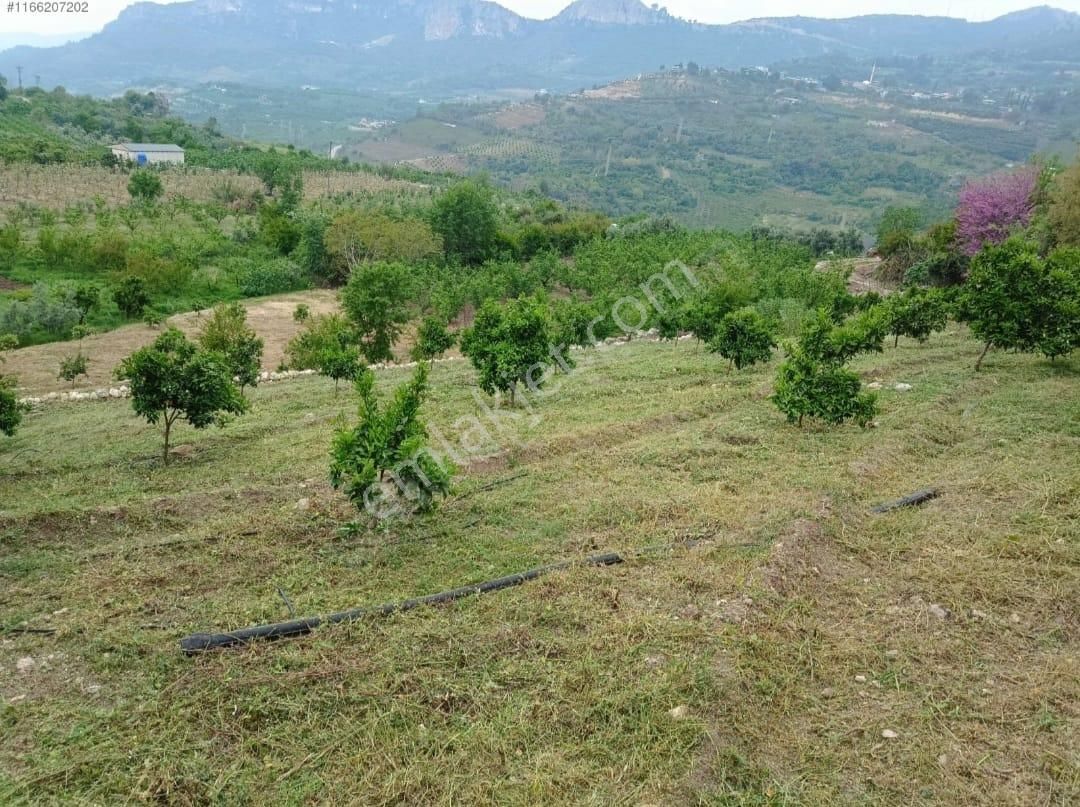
[0,329,1077,804]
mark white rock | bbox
[866,382,883,390]
[854,675,867,683]
[881,729,898,739]
[894,383,913,392]
[928,603,950,620]
[16,657,35,674]
[668,705,690,720]
[295,498,312,512]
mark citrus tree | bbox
[0,334,22,438]
[340,261,412,364]
[709,308,776,369]
[198,302,264,396]
[116,329,247,464]
[411,316,456,361]
[460,296,553,405]
[58,353,89,387]
[956,238,1080,369]
[772,307,887,427]
[286,313,364,392]
[884,286,949,347]
[330,362,453,518]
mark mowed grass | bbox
[0,329,1077,805]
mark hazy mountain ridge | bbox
[0,1,1077,95]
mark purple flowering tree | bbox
[955,167,1038,256]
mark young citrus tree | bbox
[772,307,887,428]
[709,308,776,369]
[340,261,412,364]
[956,238,1080,369]
[411,316,456,361]
[330,362,453,518]
[884,286,949,347]
[58,353,89,387]
[460,296,553,405]
[430,179,500,266]
[116,329,247,465]
[286,313,364,392]
[0,335,22,438]
[198,302,264,396]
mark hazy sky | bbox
[6,0,1079,36]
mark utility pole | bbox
[34,75,41,88]
[15,66,23,91]
[604,143,613,178]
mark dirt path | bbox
[815,256,892,296]
[4,290,340,395]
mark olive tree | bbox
[198,302,264,396]
[330,362,453,519]
[460,296,553,405]
[116,329,247,465]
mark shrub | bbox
[771,308,885,428]
[411,317,456,361]
[237,258,307,297]
[0,376,21,438]
[709,308,776,369]
[293,303,311,323]
[330,362,453,518]
[773,348,878,428]
[460,296,554,405]
[128,170,164,203]
[113,276,151,319]
[116,328,247,465]
[198,302,264,395]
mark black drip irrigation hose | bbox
[870,487,940,514]
[180,539,714,655]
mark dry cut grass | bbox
[0,329,1076,804]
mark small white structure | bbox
[111,143,185,166]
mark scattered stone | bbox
[866,381,883,390]
[937,754,948,766]
[170,444,196,459]
[970,609,989,620]
[644,654,666,669]
[821,687,836,698]
[881,729,899,739]
[16,657,35,674]
[854,674,867,683]
[295,498,312,512]
[894,383,913,392]
[1010,612,1021,624]
[679,604,702,621]
[928,603,951,620]
[668,705,690,720]
[885,649,899,660]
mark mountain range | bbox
[1,1,1078,96]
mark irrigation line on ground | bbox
[180,538,759,655]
